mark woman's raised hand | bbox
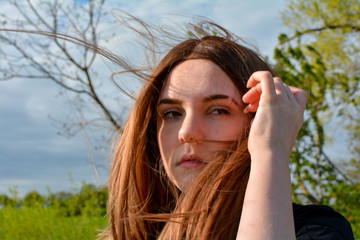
[242,71,308,159]
[238,71,307,240]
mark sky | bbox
[0,0,294,197]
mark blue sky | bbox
[0,0,292,197]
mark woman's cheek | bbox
[209,119,245,141]
[159,124,179,158]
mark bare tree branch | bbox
[287,23,360,42]
[0,0,124,135]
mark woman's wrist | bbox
[249,146,292,167]
[238,149,295,240]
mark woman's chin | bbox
[174,168,203,192]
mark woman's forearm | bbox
[236,150,295,240]
[238,71,307,239]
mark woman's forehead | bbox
[160,59,241,100]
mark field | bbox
[0,184,358,239]
[0,184,108,240]
[0,207,107,240]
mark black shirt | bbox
[293,203,355,239]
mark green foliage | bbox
[281,0,360,157]
[275,34,360,238]
[22,191,46,208]
[277,0,360,237]
[330,181,360,236]
[45,184,108,217]
[276,45,344,203]
[0,194,17,208]
[0,184,109,239]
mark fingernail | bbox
[243,105,249,113]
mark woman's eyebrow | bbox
[158,94,240,106]
[203,94,239,106]
[157,98,182,106]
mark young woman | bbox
[103,21,354,240]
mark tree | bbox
[22,190,46,207]
[0,194,17,208]
[79,184,108,216]
[0,0,127,139]
[275,0,360,235]
[280,0,360,168]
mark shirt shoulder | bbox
[293,203,354,240]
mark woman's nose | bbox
[178,113,204,143]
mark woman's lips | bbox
[178,154,205,169]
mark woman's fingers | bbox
[243,72,284,110]
[246,71,276,97]
[243,71,308,114]
[244,101,259,113]
[242,84,261,104]
[273,77,288,96]
[288,86,308,111]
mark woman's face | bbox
[157,59,250,191]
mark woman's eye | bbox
[210,107,230,115]
[163,110,182,119]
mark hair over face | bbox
[106,23,273,240]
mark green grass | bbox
[0,207,107,240]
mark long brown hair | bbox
[106,21,273,240]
